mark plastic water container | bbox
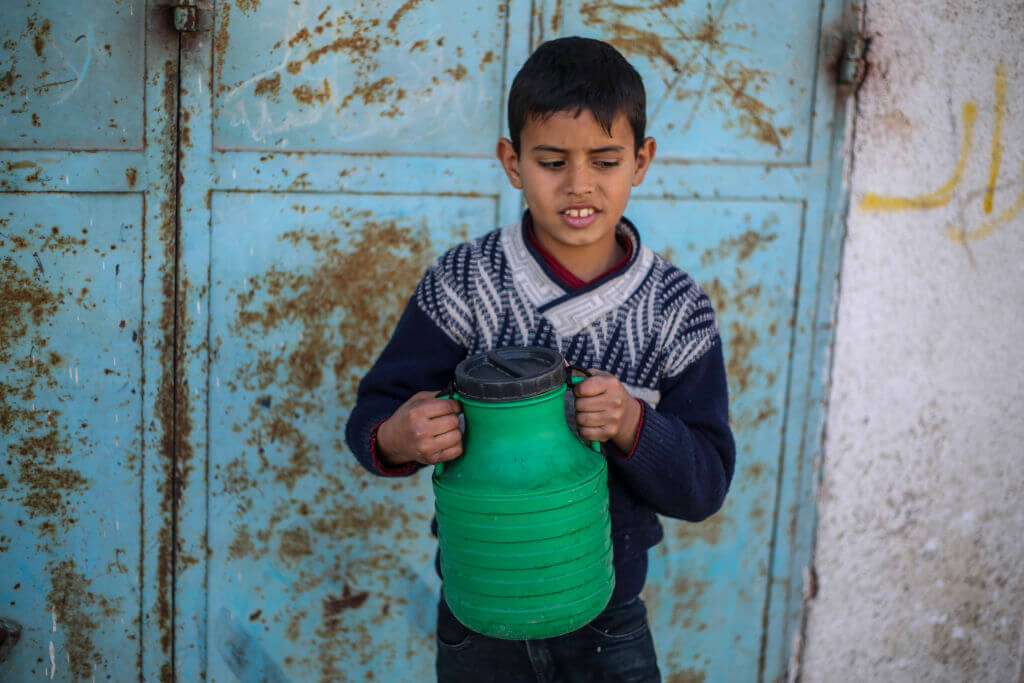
[432,347,614,640]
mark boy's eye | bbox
[538,160,565,169]
[595,160,620,168]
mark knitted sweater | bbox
[345,214,736,605]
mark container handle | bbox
[567,368,603,455]
[433,380,460,475]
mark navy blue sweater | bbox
[345,215,735,605]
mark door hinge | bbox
[837,32,868,87]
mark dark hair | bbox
[507,37,647,154]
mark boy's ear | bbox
[631,137,657,187]
[496,138,523,189]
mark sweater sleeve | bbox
[344,246,472,477]
[606,293,736,521]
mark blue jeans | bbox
[435,596,661,682]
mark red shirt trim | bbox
[524,216,633,290]
[370,417,419,477]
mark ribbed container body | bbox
[432,385,614,640]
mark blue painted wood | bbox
[0,2,180,680]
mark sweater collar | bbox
[519,210,641,295]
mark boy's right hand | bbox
[376,391,463,467]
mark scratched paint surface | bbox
[173,0,847,681]
[551,0,820,162]
[213,1,509,153]
[0,196,143,680]
[0,4,143,149]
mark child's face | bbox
[497,109,656,257]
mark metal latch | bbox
[173,1,212,32]
[173,1,198,32]
[837,32,867,87]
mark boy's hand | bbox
[376,391,463,467]
[572,370,643,453]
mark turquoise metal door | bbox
[2,1,852,681]
[1,2,179,680]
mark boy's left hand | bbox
[572,370,643,453]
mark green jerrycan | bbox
[432,346,614,640]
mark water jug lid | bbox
[454,347,567,401]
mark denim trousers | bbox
[435,596,661,682]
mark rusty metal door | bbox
[1,1,180,680]
[3,0,853,681]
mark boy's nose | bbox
[565,163,593,196]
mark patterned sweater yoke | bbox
[414,217,719,405]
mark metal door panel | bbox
[200,193,495,681]
[1,2,179,680]
[549,0,822,162]
[1,194,144,681]
[212,1,512,154]
[632,198,804,680]
[0,4,145,150]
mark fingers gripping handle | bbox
[567,369,603,455]
[433,382,460,476]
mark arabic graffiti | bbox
[860,62,1022,243]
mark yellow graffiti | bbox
[983,62,1007,215]
[948,163,1024,244]
[860,61,1021,243]
[860,101,976,211]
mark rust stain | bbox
[47,558,122,679]
[726,320,759,394]
[580,3,788,148]
[278,526,313,560]
[33,18,51,58]
[479,50,495,71]
[668,670,708,683]
[0,67,20,94]
[338,75,397,111]
[387,0,425,32]
[253,72,281,98]
[701,229,778,266]
[287,27,312,49]
[292,78,331,106]
[669,575,711,630]
[1,228,91,529]
[323,585,369,615]
[445,64,468,82]
[551,0,564,33]
[125,167,137,187]
[6,161,36,170]
[674,510,727,546]
[286,29,384,78]
[214,3,231,92]
[154,57,186,673]
[235,0,260,13]
[710,62,791,150]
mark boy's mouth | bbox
[562,207,597,218]
[559,206,600,228]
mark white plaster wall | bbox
[802,1,1024,681]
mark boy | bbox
[346,37,735,682]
